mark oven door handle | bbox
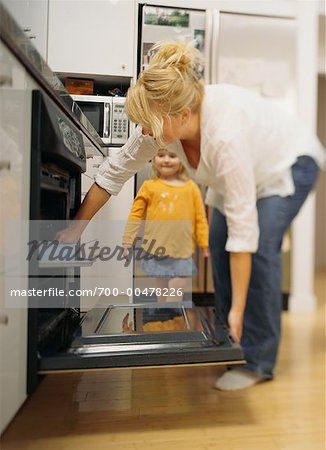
[38,259,94,269]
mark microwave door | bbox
[74,100,111,145]
[37,302,245,373]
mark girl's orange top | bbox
[122,178,209,259]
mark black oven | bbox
[27,91,244,394]
[28,90,86,392]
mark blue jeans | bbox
[209,156,319,378]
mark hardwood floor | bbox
[1,272,325,450]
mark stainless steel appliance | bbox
[72,95,129,145]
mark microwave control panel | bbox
[111,97,129,145]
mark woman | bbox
[57,42,324,390]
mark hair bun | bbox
[125,40,205,146]
[151,41,204,80]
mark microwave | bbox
[72,95,129,145]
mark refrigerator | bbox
[135,2,297,299]
[138,5,296,105]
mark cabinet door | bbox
[0,41,33,433]
[48,0,135,76]
[1,0,48,61]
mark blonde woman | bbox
[122,148,209,303]
[57,42,324,391]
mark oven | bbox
[27,90,244,394]
[28,90,88,392]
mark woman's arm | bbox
[229,252,252,343]
[56,127,157,243]
[212,138,257,343]
[56,183,111,242]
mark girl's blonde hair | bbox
[151,150,189,182]
[125,41,204,146]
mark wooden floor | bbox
[1,273,325,450]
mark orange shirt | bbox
[122,178,209,258]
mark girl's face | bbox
[154,149,181,178]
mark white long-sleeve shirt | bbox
[95,84,325,253]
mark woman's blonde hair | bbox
[125,41,204,146]
[151,149,189,182]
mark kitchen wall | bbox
[316,75,326,269]
[315,14,326,270]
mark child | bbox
[122,148,209,302]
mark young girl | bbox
[122,148,209,302]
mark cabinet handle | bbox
[0,315,9,326]
[0,76,12,87]
[0,161,11,171]
[23,27,31,32]
[28,34,36,40]
[121,64,126,70]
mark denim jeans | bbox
[209,156,319,378]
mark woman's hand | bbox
[202,247,210,258]
[228,252,251,344]
[122,313,135,333]
[122,244,132,259]
[55,225,83,243]
[55,183,111,243]
[228,309,244,344]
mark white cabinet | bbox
[0,42,34,433]
[1,0,48,61]
[48,0,135,77]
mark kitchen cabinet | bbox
[47,0,135,77]
[1,0,48,61]
[0,41,35,433]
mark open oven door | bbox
[37,301,244,374]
